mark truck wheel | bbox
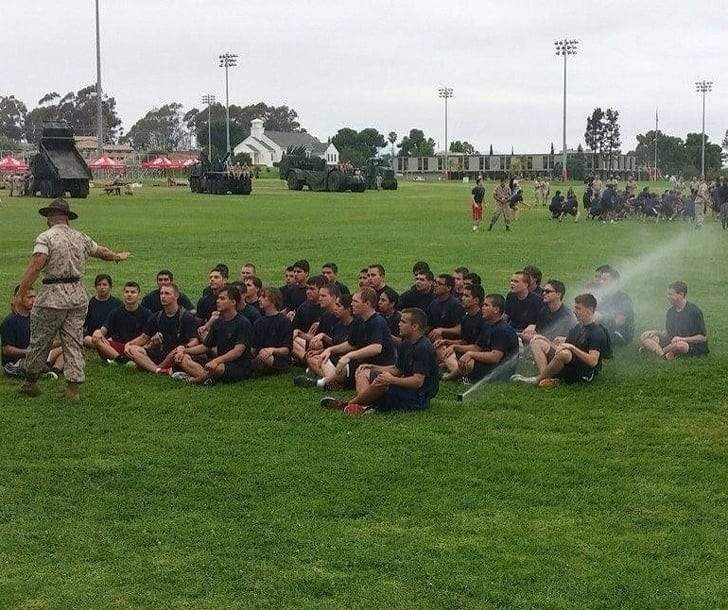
[287,172,302,191]
[326,170,345,192]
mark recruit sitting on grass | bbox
[294,287,395,390]
[124,284,200,375]
[512,293,611,388]
[319,307,439,415]
[92,281,152,364]
[171,285,254,384]
[639,281,708,360]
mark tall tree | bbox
[0,95,28,142]
[397,129,435,157]
[387,131,397,157]
[684,132,724,175]
[450,141,477,154]
[603,108,621,171]
[121,102,189,150]
[489,144,493,156]
[722,129,728,152]
[584,108,605,173]
[331,127,385,167]
[24,85,122,143]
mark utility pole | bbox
[438,86,453,179]
[554,38,579,182]
[95,0,103,155]
[202,94,215,158]
[695,80,713,178]
[219,53,238,157]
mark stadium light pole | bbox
[94,0,103,155]
[219,52,238,156]
[202,94,216,159]
[695,80,713,178]
[438,86,453,179]
[554,38,579,181]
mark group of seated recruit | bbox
[1,259,709,416]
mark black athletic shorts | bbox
[557,360,597,384]
[659,336,708,356]
[220,362,252,383]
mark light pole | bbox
[202,94,215,159]
[95,0,103,155]
[695,80,713,178]
[554,38,579,182]
[438,86,453,179]
[219,52,238,157]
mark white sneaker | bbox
[510,374,538,385]
[170,371,191,382]
[42,371,59,380]
[472,225,478,232]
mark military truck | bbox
[364,157,398,190]
[278,146,365,193]
[30,122,92,198]
[189,152,252,195]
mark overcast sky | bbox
[5,0,726,153]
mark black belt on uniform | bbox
[42,277,80,285]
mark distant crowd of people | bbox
[470,175,728,229]
[2,259,709,415]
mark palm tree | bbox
[387,131,397,157]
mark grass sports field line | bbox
[1,180,727,608]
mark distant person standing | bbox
[471,177,486,231]
[487,178,512,232]
[13,198,130,400]
[695,179,710,228]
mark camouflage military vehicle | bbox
[189,152,252,195]
[278,146,365,193]
[30,122,92,198]
[364,157,398,190]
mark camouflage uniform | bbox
[23,224,98,383]
[489,183,512,229]
[695,181,709,227]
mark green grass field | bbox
[1,179,727,609]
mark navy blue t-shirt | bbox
[204,312,253,370]
[104,305,153,342]
[396,335,440,402]
[331,318,353,345]
[398,287,434,312]
[475,317,519,375]
[317,311,338,341]
[383,310,402,338]
[505,291,542,332]
[144,308,200,355]
[283,285,307,311]
[239,303,262,326]
[196,292,219,322]
[460,310,484,344]
[84,296,122,335]
[293,300,322,332]
[1,311,30,365]
[427,295,465,329]
[565,322,611,375]
[535,304,576,339]
[141,289,193,313]
[348,312,396,366]
[253,313,293,350]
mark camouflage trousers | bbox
[24,305,87,383]
[490,201,512,227]
[695,200,705,227]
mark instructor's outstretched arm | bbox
[92,245,131,263]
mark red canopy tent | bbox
[141,156,183,170]
[182,157,199,168]
[0,155,30,174]
[88,155,126,172]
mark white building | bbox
[234,118,339,167]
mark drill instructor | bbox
[14,198,131,399]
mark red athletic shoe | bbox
[343,403,366,416]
